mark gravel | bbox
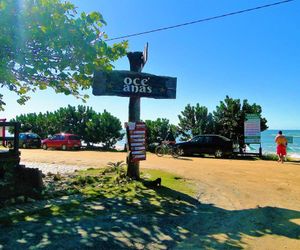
[20,161,92,174]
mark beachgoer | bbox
[275,130,288,163]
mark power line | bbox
[105,0,293,42]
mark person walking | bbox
[275,130,288,163]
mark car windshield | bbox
[217,135,231,141]
[52,134,63,140]
[190,136,201,142]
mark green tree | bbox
[145,118,178,145]
[0,0,127,110]
[86,110,123,149]
[53,105,96,140]
[11,106,123,148]
[213,95,268,146]
[10,112,50,138]
[178,104,214,140]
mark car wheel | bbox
[22,143,27,149]
[215,149,223,158]
[7,142,13,148]
[42,144,48,150]
[62,145,67,151]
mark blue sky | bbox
[1,0,300,129]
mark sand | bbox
[19,149,300,248]
[20,149,300,209]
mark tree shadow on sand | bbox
[0,186,299,249]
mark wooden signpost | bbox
[93,70,176,99]
[93,45,177,179]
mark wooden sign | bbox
[93,70,176,99]
[125,122,146,162]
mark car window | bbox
[203,136,213,143]
[19,134,26,139]
[190,136,200,142]
[211,136,219,143]
[28,133,40,139]
[69,135,80,140]
[218,135,230,141]
[198,137,205,143]
[191,136,204,143]
[52,135,61,140]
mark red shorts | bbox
[277,144,287,156]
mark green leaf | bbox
[40,25,47,33]
[0,0,127,110]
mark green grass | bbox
[261,153,296,162]
[73,167,197,198]
[141,169,196,197]
[74,168,103,176]
[0,165,198,226]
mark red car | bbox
[42,133,81,150]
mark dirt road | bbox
[20,149,300,248]
[20,149,300,211]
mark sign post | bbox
[93,45,177,179]
[127,51,143,179]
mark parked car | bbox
[41,133,81,150]
[174,134,233,158]
[7,132,41,149]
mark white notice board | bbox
[244,114,261,144]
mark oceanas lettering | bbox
[123,77,152,94]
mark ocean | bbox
[117,129,300,158]
[254,130,300,158]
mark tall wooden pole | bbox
[126,52,144,180]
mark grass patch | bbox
[262,153,297,162]
[1,163,198,226]
[74,168,103,176]
[141,169,196,197]
[262,153,279,161]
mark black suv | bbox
[174,134,233,158]
[7,132,41,149]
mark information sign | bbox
[93,70,176,99]
[244,114,261,144]
[125,122,146,162]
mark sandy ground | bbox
[19,149,300,248]
[20,149,300,210]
